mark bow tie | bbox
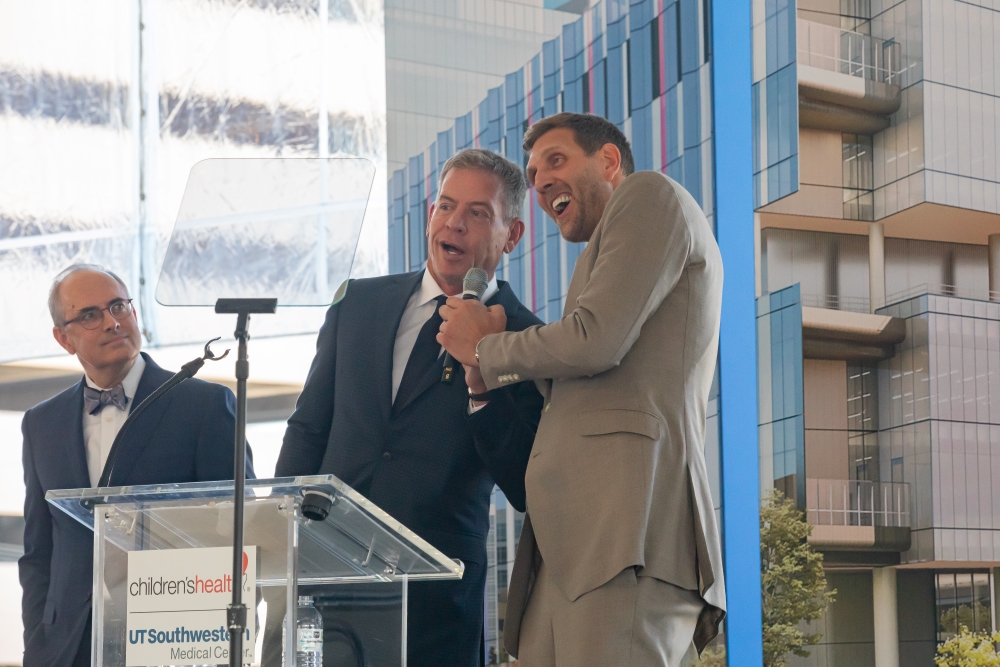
[83,384,129,416]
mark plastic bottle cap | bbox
[298,595,313,605]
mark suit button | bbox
[383,452,391,461]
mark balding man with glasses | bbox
[18,264,252,667]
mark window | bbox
[935,571,993,641]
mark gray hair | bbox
[49,263,130,326]
[438,148,528,223]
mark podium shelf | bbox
[47,475,464,584]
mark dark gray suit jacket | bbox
[19,352,253,667]
[276,270,543,667]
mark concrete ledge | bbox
[809,525,875,548]
[809,525,912,552]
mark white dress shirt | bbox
[82,354,146,487]
[391,269,498,404]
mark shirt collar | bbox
[85,354,146,399]
[419,268,499,305]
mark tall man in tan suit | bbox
[437,113,726,666]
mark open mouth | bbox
[440,241,464,256]
[552,194,571,216]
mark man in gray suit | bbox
[438,112,726,666]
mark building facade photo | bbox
[387,0,1000,664]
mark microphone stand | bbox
[215,297,277,667]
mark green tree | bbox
[940,602,993,636]
[761,488,836,667]
[936,626,1000,666]
[687,645,727,667]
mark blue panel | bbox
[477,85,504,153]
[630,16,653,109]
[455,112,473,150]
[607,0,629,28]
[607,46,627,124]
[563,19,584,78]
[506,68,526,164]
[714,0,764,660]
[437,129,454,167]
[776,65,795,162]
[630,0,655,27]
[664,87,678,163]
[664,2,681,89]
[407,156,426,269]
[388,170,406,274]
[680,0,701,73]
[562,19,585,113]
[753,0,798,208]
[530,55,544,123]
[631,103,653,172]
[592,59,607,118]
[428,141,439,204]
[667,154,684,183]
[682,70,701,150]
[683,145,703,207]
[751,82,761,186]
[543,37,562,116]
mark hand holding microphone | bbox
[440,268,489,383]
[438,267,507,379]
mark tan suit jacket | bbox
[478,171,726,656]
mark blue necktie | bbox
[83,384,129,416]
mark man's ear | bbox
[52,326,76,356]
[601,143,623,182]
[504,218,525,253]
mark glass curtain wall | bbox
[757,284,806,505]
[880,294,1000,563]
[751,0,799,207]
[0,0,387,360]
[387,0,716,316]
[0,1,135,361]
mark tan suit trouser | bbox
[517,555,702,667]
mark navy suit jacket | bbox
[276,271,544,667]
[18,352,254,667]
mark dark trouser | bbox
[71,612,91,667]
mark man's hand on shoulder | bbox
[437,297,506,367]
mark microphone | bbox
[441,267,489,383]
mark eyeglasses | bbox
[63,299,134,330]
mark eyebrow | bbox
[71,297,127,314]
[439,195,496,211]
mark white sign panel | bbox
[126,546,257,666]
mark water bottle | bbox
[282,595,323,667]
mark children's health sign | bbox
[126,546,257,666]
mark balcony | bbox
[800,306,906,362]
[806,478,912,552]
[796,20,903,134]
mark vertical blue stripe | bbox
[713,0,763,663]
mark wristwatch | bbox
[468,386,492,402]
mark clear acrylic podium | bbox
[47,475,464,666]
